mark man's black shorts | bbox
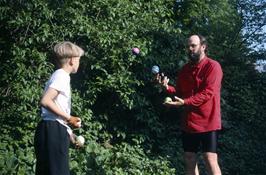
[181,130,218,153]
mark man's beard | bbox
[188,51,201,63]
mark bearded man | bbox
[158,34,223,175]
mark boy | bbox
[34,41,84,175]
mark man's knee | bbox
[203,152,221,175]
[203,152,218,163]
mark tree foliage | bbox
[0,0,265,174]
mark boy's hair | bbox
[53,41,84,65]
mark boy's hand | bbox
[67,116,81,128]
[70,134,83,149]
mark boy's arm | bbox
[40,87,81,127]
[41,87,70,120]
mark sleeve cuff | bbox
[166,85,176,94]
[184,98,190,105]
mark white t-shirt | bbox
[41,69,71,122]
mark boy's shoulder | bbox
[51,69,69,77]
[49,69,70,83]
[46,69,70,91]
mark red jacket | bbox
[167,57,223,133]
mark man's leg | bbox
[182,132,201,175]
[184,152,199,175]
[202,131,221,175]
[203,152,221,175]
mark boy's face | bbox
[71,57,81,73]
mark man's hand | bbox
[67,116,81,128]
[154,73,169,90]
[163,96,184,108]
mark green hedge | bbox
[0,0,265,174]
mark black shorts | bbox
[181,130,218,153]
[34,120,70,175]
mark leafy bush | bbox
[0,0,265,174]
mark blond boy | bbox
[34,41,84,175]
